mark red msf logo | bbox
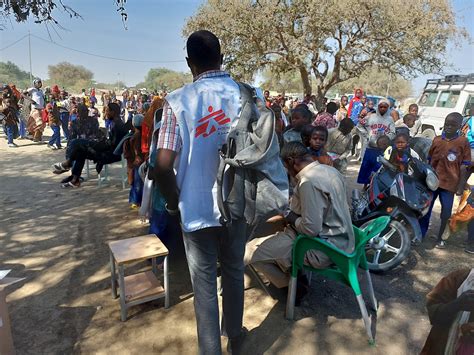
[195,106,231,138]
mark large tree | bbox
[184,0,466,104]
[0,61,32,89]
[48,62,93,92]
[0,1,127,28]
[141,68,192,92]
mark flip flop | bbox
[52,162,69,174]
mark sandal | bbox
[61,181,80,188]
[52,162,69,174]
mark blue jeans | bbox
[469,220,474,243]
[419,188,455,238]
[5,125,14,144]
[59,112,70,140]
[49,125,61,147]
[183,220,247,355]
[128,167,144,205]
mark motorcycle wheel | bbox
[363,220,411,273]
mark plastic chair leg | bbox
[121,157,126,190]
[356,294,374,344]
[285,275,297,320]
[365,269,378,312]
[85,160,90,179]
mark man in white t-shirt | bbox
[155,31,247,354]
[27,78,45,142]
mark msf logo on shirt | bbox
[195,105,231,138]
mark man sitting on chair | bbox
[245,141,355,302]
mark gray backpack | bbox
[216,83,289,232]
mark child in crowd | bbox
[124,114,145,209]
[302,126,333,166]
[395,114,416,135]
[46,103,62,150]
[283,105,312,143]
[1,98,19,148]
[326,117,355,173]
[383,132,420,173]
[312,102,338,129]
[357,135,391,187]
[419,112,471,248]
[407,103,422,137]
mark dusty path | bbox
[0,129,471,354]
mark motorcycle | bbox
[351,156,439,272]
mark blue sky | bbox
[0,0,473,95]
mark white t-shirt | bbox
[27,88,45,109]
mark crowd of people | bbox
[1,29,473,355]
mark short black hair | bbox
[312,125,329,140]
[394,131,410,142]
[326,102,338,115]
[186,30,221,70]
[300,124,315,141]
[403,113,416,123]
[408,103,418,111]
[291,105,313,123]
[445,112,463,124]
[281,141,309,161]
[107,102,121,118]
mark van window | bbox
[419,91,438,107]
[436,91,460,108]
[463,95,474,116]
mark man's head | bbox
[309,126,328,152]
[281,141,313,178]
[186,30,222,77]
[340,95,348,107]
[33,78,42,89]
[443,112,463,138]
[339,117,355,136]
[376,135,390,151]
[326,102,338,115]
[361,95,367,105]
[106,102,121,119]
[408,103,419,116]
[403,114,416,128]
[77,104,88,120]
[377,99,390,116]
[291,106,312,131]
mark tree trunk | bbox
[299,66,312,95]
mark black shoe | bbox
[96,162,104,174]
[226,327,248,355]
[465,243,474,254]
[61,175,73,184]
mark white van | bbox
[417,74,474,137]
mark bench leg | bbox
[164,255,170,309]
[110,252,117,298]
[118,264,127,321]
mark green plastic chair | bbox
[285,216,390,344]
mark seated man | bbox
[245,141,355,301]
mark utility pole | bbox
[28,31,33,83]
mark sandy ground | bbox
[0,126,472,355]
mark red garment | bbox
[52,85,60,94]
[346,88,363,119]
[141,97,164,157]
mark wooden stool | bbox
[108,234,169,321]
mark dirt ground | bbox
[0,127,472,355]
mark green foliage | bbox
[143,68,192,91]
[260,69,303,93]
[333,68,413,99]
[0,61,32,89]
[185,0,467,102]
[48,62,93,93]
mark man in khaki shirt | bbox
[245,142,355,289]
